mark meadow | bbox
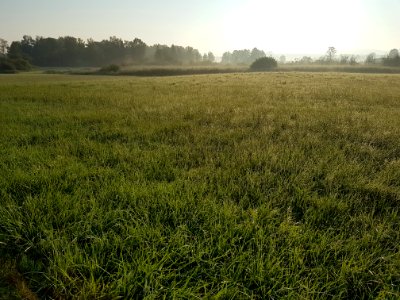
[44,64,400,77]
[0,72,400,299]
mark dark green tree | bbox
[0,38,7,57]
[250,57,277,71]
[125,38,147,62]
[6,35,204,67]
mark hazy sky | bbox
[1,0,399,56]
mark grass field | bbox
[1,72,400,299]
[42,64,400,77]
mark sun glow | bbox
[221,0,365,54]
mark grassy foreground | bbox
[0,72,400,298]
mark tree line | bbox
[286,47,400,67]
[221,48,267,65]
[1,36,399,71]
[0,35,215,68]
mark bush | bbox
[99,64,120,73]
[10,58,32,71]
[0,59,17,73]
[250,57,277,71]
[0,57,32,73]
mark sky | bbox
[1,0,399,56]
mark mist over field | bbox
[1,0,400,299]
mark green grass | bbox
[1,72,400,298]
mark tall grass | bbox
[0,72,400,298]
[44,64,400,77]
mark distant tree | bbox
[185,46,202,64]
[125,38,147,62]
[383,49,400,66]
[250,56,277,71]
[221,52,232,64]
[315,56,327,64]
[0,38,7,56]
[207,52,215,63]
[279,55,286,64]
[340,55,349,64]
[33,37,59,66]
[201,52,215,64]
[388,48,400,59]
[7,35,204,67]
[85,38,105,66]
[9,35,35,61]
[299,56,313,64]
[326,46,337,63]
[154,45,171,64]
[0,50,31,73]
[365,52,376,64]
[232,49,251,64]
[250,48,266,62]
[169,45,182,64]
[221,49,255,65]
[153,44,202,65]
[7,42,22,59]
[57,36,86,66]
[100,36,125,64]
[349,55,358,65]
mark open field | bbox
[1,72,400,298]
[44,65,246,77]
[41,64,400,77]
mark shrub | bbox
[0,59,17,73]
[0,57,32,73]
[250,57,277,71]
[99,64,120,73]
[10,58,32,71]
